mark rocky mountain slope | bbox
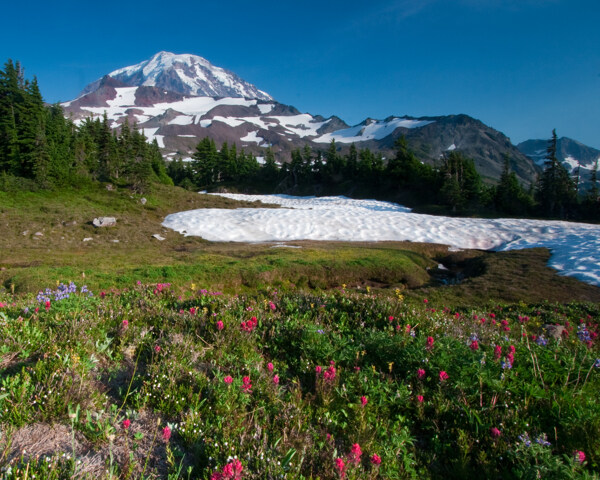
[63,51,541,185]
[518,137,599,190]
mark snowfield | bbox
[162,194,600,286]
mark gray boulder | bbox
[93,217,117,228]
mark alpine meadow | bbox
[1,29,600,480]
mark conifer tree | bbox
[537,129,576,217]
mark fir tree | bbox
[537,129,576,218]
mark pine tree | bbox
[193,137,218,186]
[438,151,482,211]
[494,154,531,215]
[537,129,576,218]
[261,147,279,186]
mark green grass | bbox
[2,183,600,307]
[0,282,598,479]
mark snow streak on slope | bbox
[162,194,600,287]
[314,118,434,144]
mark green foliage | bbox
[536,130,578,218]
[0,279,598,479]
[0,59,174,193]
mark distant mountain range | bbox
[62,51,599,186]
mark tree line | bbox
[171,131,599,221]
[0,60,171,192]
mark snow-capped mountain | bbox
[79,51,272,101]
[63,52,540,184]
[518,137,600,173]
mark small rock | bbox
[93,217,117,228]
[21,230,29,236]
[34,232,43,237]
[140,197,147,205]
[152,234,166,241]
[541,324,565,340]
[105,184,114,191]
[111,239,120,243]
[63,220,77,227]
[83,237,93,242]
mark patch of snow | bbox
[178,134,197,138]
[162,194,600,287]
[268,114,328,138]
[447,144,457,151]
[212,116,245,127]
[258,104,275,114]
[169,115,194,125]
[199,119,213,127]
[314,118,434,144]
[240,131,264,144]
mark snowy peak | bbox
[518,137,600,172]
[80,51,273,101]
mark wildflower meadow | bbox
[0,281,598,479]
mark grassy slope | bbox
[1,183,599,305]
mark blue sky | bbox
[2,0,599,148]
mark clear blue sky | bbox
[2,0,599,148]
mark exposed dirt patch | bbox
[3,410,174,479]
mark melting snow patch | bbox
[169,115,194,125]
[240,131,264,144]
[162,194,600,287]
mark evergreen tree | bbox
[536,129,576,218]
[438,151,482,211]
[345,143,358,179]
[261,147,279,186]
[494,154,532,215]
[193,137,218,186]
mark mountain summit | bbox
[80,51,273,101]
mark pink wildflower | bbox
[315,365,322,375]
[154,345,161,353]
[273,374,279,385]
[439,370,449,382]
[388,316,394,322]
[417,394,424,403]
[360,396,368,407]
[212,459,243,480]
[494,345,502,360]
[122,419,131,429]
[267,362,274,372]
[241,316,258,332]
[122,319,129,329]
[348,443,362,465]
[426,336,434,349]
[190,307,196,315]
[417,368,426,379]
[241,376,252,393]
[223,375,233,384]
[370,453,382,465]
[216,320,224,330]
[423,298,428,304]
[269,301,276,311]
[45,301,51,311]
[470,340,479,351]
[490,427,502,439]
[323,365,336,382]
[162,426,171,442]
[335,457,346,479]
